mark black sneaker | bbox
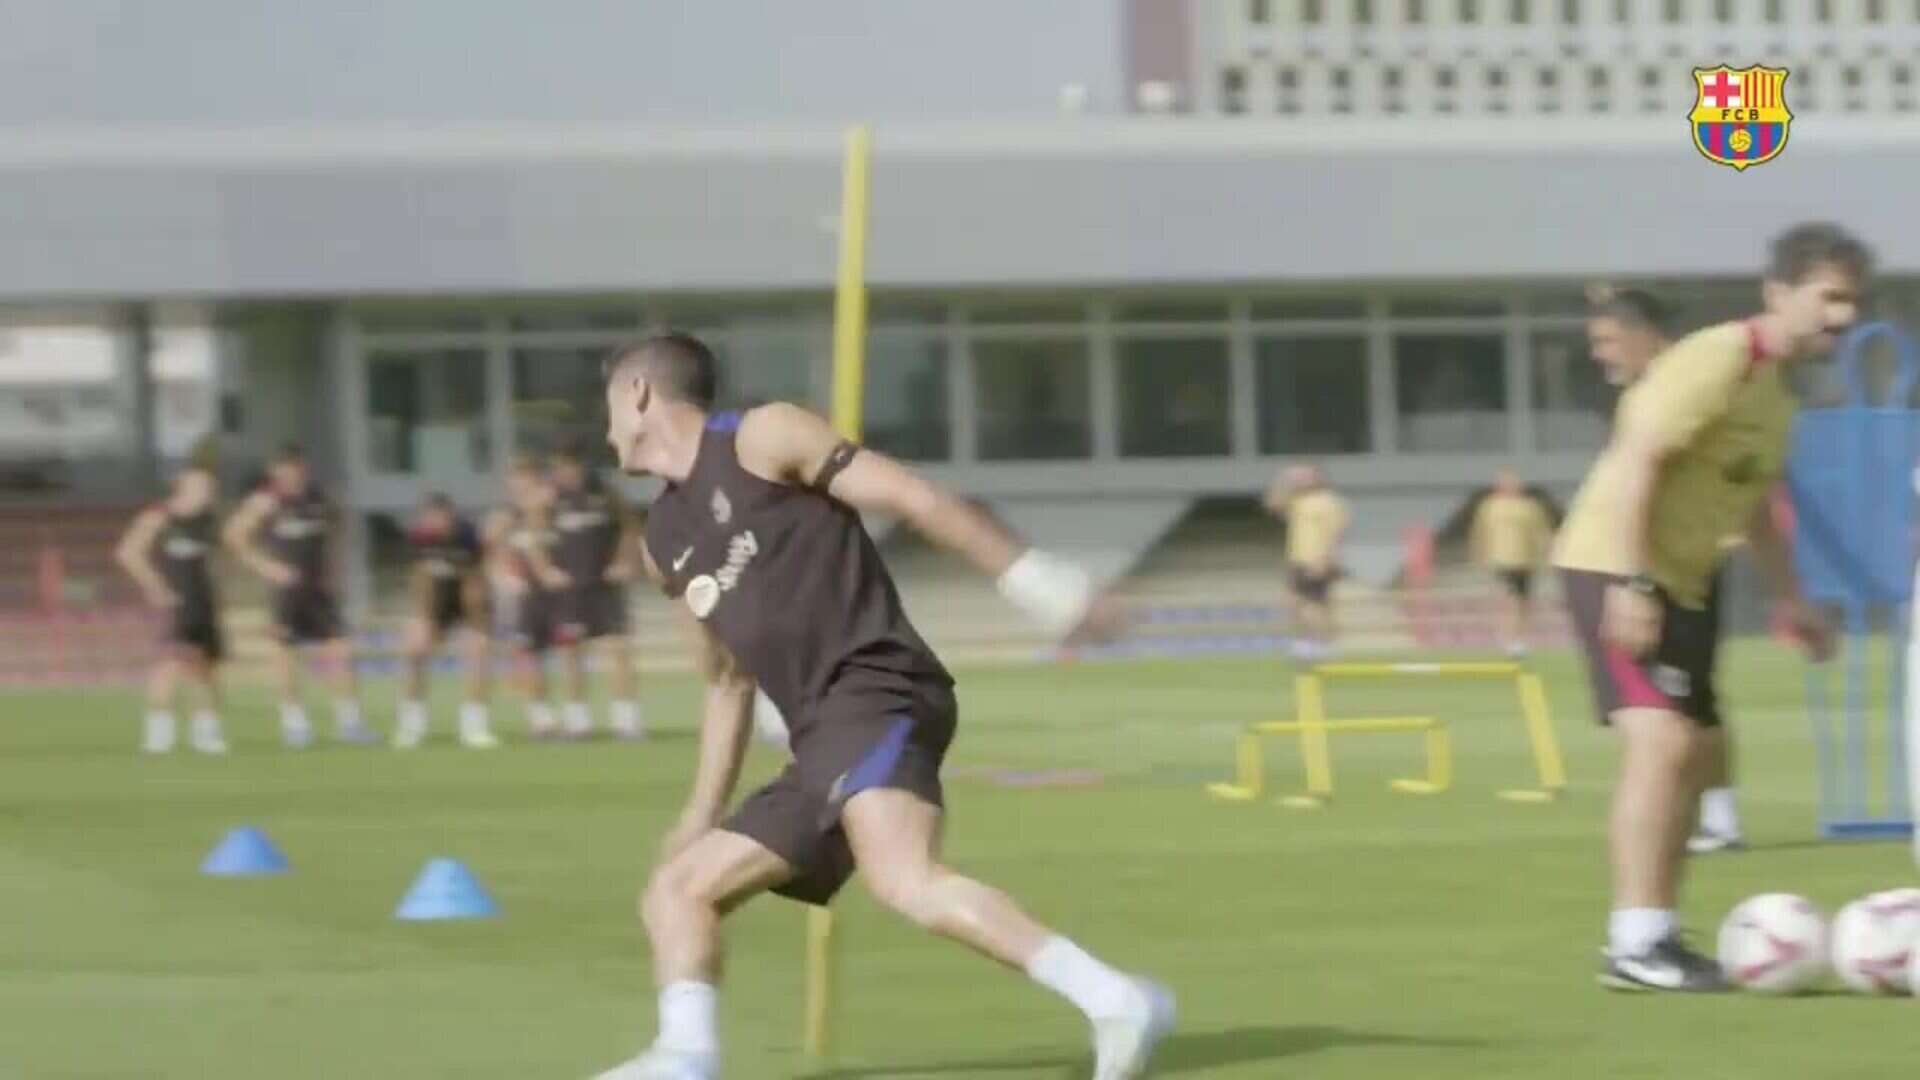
[1598,934,1729,992]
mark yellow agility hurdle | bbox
[1207,661,1566,807]
[1206,713,1453,809]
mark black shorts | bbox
[555,582,629,643]
[164,601,225,662]
[271,586,345,646]
[507,590,557,652]
[421,578,487,636]
[1289,564,1335,605]
[1497,568,1534,599]
[1561,569,1722,727]
[721,686,958,907]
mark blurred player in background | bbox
[1556,224,1865,991]
[114,463,229,755]
[594,333,1171,1080]
[223,445,372,748]
[1264,462,1349,661]
[487,456,565,738]
[1470,469,1554,657]
[1589,289,1749,853]
[392,493,499,750]
[548,441,646,740]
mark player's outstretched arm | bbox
[1747,494,1834,660]
[221,491,297,587]
[735,403,1105,638]
[114,508,175,608]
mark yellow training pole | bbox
[806,122,872,1065]
[1296,673,1334,799]
[1516,672,1567,791]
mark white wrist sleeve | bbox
[997,549,1094,636]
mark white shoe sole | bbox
[1096,979,1177,1080]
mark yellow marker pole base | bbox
[1279,794,1328,810]
[1496,789,1557,804]
[1207,783,1260,802]
[1389,779,1445,795]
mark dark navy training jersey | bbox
[261,485,333,584]
[409,516,483,580]
[644,410,951,742]
[552,482,625,582]
[151,507,217,608]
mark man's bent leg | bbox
[395,618,435,749]
[1609,707,1703,951]
[272,640,312,749]
[143,656,180,753]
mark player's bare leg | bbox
[393,617,436,749]
[143,654,180,754]
[595,830,794,1080]
[456,627,499,749]
[602,635,645,740]
[1689,726,1745,852]
[322,636,374,745]
[1499,590,1530,657]
[183,650,228,754]
[519,645,557,738]
[842,788,1174,1079]
[272,640,313,749]
[560,639,594,738]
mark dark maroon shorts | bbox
[1561,569,1722,727]
[1289,564,1335,605]
[721,684,957,906]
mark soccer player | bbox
[114,464,229,754]
[1590,290,1747,853]
[1555,224,1867,991]
[1470,469,1553,656]
[592,333,1172,1080]
[1264,462,1348,660]
[486,456,565,738]
[548,441,645,740]
[223,445,372,748]
[392,493,500,750]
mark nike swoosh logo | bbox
[672,547,693,572]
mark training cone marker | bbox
[394,858,499,921]
[200,826,290,876]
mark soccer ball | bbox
[1717,893,1830,994]
[1831,888,1920,995]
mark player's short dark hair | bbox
[1767,222,1874,285]
[273,443,306,466]
[424,491,454,511]
[604,332,719,409]
[551,437,587,465]
[508,452,545,475]
[1588,286,1673,336]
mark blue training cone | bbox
[394,858,499,921]
[200,826,290,876]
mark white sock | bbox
[1025,936,1135,1021]
[1609,908,1677,957]
[334,700,364,734]
[655,980,718,1056]
[399,700,428,734]
[611,700,644,733]
[279,703,311,737]
[143,709,176,751]
[190,709,223,744]
[563,701,592,734]
[528,702,556,732]
[459,702,491,737]
[1700,787,1741,837]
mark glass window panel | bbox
[1114,297,1231,324]
[966,298,1090,325]
[512,346,608,461]
[973,338,1093,461]
[1531,329,1614,450]
[713,333,818,411]
[869,297,950,328]
[1250,295,1367,321]
[151,309,220,465]
[1255,336,1372,454]
[507,309,638,332]
[356,309,488,334]
[368,348,490,474]
[1389,295,1508,318]
[863,334,951,461]
[1394,333,1509,451]
[0,309,135,496]
[1117,337,1231,458]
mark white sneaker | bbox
[1686,829,1748,855]
[1092,978,1176,1080]
[143,715,176,755]
[589,1047,717,1080]
[392,721,428,750]
[281,720,314,751]
[458,726,502,750]
[189,733,230,755]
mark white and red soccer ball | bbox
[1830,888,1920,995]
[1717,893,1830,994]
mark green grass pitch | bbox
[3,640,1916,1078]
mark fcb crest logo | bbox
[1690,65,1792,171]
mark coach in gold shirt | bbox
[1557,223,1866,994]
[1470,469,1553,656]
[1265,463,1349,661]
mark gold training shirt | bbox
[1553,322,1795,609]
[1285,489,1349,571]
[1472,493,1553,570]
